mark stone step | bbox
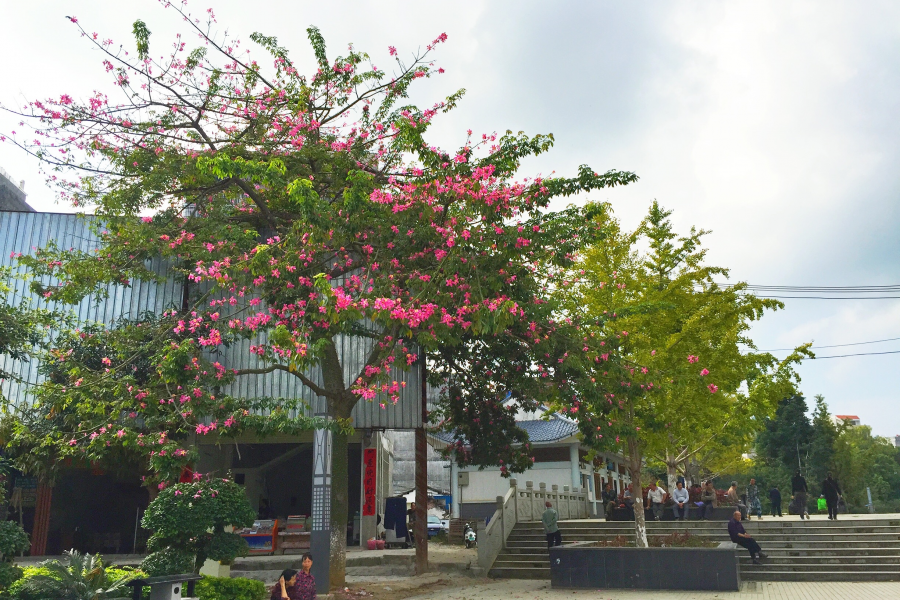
[232,557,302,572]
[494,518,900,582]
[500,547,900,558]
[505,540,900,550]
[738,557,900,567]
[493,560,550,569]
[488,566,550,579]
[741,569,900,582]
[516,519,900,531]
[230,569,284,586]
[507,531,900,540]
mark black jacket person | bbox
[822,473,842,520]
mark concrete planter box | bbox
[549,543,740,591]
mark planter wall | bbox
[549,544,740,591]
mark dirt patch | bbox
[333,573,491,600]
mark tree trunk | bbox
[415,426,428,574]
[320,341,352,591]
[415,349,428,575]
[665,451,678,492]
[329,423,349,590]
[628,437,648,548]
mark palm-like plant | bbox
[18,550,131,600]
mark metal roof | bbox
[0,211,422,429]
[430,415,579,446]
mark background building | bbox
[429,405,630,520]
[0,167,33,212]
[0,210,422,555]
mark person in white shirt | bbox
[671,481,690,520]
[647,482,667,521]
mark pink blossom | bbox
[708,384,719,394]
[687,355,699,364]
[700,368,709,376]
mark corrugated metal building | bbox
[0,210,422,554]
[0,210,423,428]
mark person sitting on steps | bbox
[728,510,768,565]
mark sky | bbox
[1,1,898,436]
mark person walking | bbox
[602,483,619,521]
[822,473,843,520]
[542,501,562,548]
[791,470,809,520]
[671,481,689,521]
[769,485,782,517]
[647,482,667,521]
[699,481,718,520]
[728,511,767,564]
[746,479,763,520]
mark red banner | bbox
[363,448,377,516]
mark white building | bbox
[429,408,630,520]
[833,414,862,427]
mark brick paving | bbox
[403,578,900,600]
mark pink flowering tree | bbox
[2,3,636,583]
[566,202,810,546]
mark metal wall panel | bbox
[0,211,422,429]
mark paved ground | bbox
[392,579,900,600]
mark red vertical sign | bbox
[363,448,377,516]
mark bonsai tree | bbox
[141,478,255,576]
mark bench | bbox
[126,574,202,600]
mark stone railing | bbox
[477,478,590,569]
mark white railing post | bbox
[510,478,519,525]
[497,495,505,549]
[537,483,546,521]
[525,481,534,521]
[555,485,566,519]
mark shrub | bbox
[8,552,142,600]
[0,521,30,594]
[139,548,194,579]
[649,531,716,548]
[195,576,267,600]
[141,478,255,575]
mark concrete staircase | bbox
[489,517,900,582]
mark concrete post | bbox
[537,483,546,521]
[450,457,460,518]
[526,481,535,521]
[510,478,518,522]
[497,496,506,548]
[569,444,580,491]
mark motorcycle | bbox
[464,522,477,548]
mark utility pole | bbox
[310,397,332,594]
[415,349,428,575]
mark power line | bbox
[804,350,900,360]
[760,336,900,352]
[749,296,900,300]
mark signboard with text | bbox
[363,448,377,516]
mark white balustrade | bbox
[477,477,591,569]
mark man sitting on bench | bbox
[728,510,768,564]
